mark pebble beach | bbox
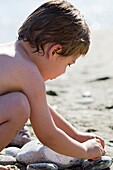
[46,28,113,169]
[0,1,113,169]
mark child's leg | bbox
[0,92,30,151]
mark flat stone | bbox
[27,163,58,170]
[0,155,16,165]
[82,156,113,170]
[16,140,83,168]
[1,147,20,157]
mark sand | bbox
[45,29,113,169]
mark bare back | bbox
[0,41,54,141]
[0,41,41,96]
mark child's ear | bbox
[48,44,62,60]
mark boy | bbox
[0,0,107,169]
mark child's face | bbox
[39,44,80,81]
[47,53,80,80]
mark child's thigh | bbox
[0,92,30,124]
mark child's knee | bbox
[12,92,30,122]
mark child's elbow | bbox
[38,128,59,148]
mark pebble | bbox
[95,76,111,81]
[109,140,113,143]
[0,155,16,165]
[0,140,112,170]
[105,104,113,110]
[27,163,58,170]
[16,140,83,168]
[82,91,92,98]
[78,91,94,104]
[46,90,58,96]
[82,156,113,170]
[1,147,20,157]
[16,140,43,165]
[8,126,34,148]
[86,129,97,132]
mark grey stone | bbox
[1,147,20,157]
[9,125,34,148]
[0,155,16,165]
[82,156,113,170]
[27,163,58,170]
[16,140,83,168]
[16,140,43,164]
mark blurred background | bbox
[0,0,113,43]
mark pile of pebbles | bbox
[0,139,113,170]
[0,139,84,170]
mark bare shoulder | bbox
[0,42,45,97]
[21,60,45,95]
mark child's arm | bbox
[22,67,105,160]
[48,104,105,148]
[48,103,79,139]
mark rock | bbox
[16,140,43,164]
[0,155,16,165]
[15,162,26,170]
[95,76,111,81]
[86,129,97,133]
[27,163,58,170]
[82,91,92,98]
[109,140,113,143]
[1,147,20,157]
[16,140,83,168]
[8,125,34,148]
[82,156,113,170]
[105,104,113,110]
[46,90,58,96]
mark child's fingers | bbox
[92,145,106,161]
[91,149,106,160]
[96,138,106,154]
[102,149,106,155]
[92,156,100,160]
[96,136,105,148]
[95,138,101,143]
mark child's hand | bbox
[95,135,105,148]
[82,138,106,160]
[76,131,105,148]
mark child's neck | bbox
[16,40,38,63]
